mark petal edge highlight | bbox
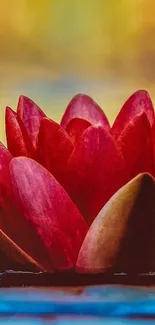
[17,95,46,146]
[111,90,155,140]
[76,173,155,273]
[60,94,110,130]
[10,157,88,270]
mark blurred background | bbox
[0,0,155,142]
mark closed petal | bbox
[17,95,46,146]
[6,107,35,158]
[67,126,128,225]
[65,118,91,145]
[37,118,73,186]
[60,94,110,130]
[76,173,155,273]
[111,90,155,140]
[117,113,154,179]
[10,158,88,270]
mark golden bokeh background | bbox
[0,0,155,142]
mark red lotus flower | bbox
[1,90,155,273]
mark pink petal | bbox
[76,173,155,273]
[0,143,13,231]
[6,107,36,158]
[10,157,88,270]
[60,94,110,130]
[117,113,154,179]
[17,95,46,146]
[65,118,91,145]
[37,118,74,187]
[111,90,155,140]
[66,126,128,225]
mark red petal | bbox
[0,229,43,271]
[65,118,91,145]
[10,157,88,270]
[111,90,155,140]
[60,94,110,130]
[0,183,52,270]
[117,113,154,179]
[37,118,73,186]
[0,146,44,270]
[76,173,155,273]
[6,107,36,158]
[17,95,46,146]
[0,142,12,186]
[67,126,128,225]
[152,121,155,168]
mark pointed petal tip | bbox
[117,112,155,179]
[134,171,155,181]
[65,117,91,145]
[5,106,16,115]
[17,95,41,109]
[111,89,155,140]
[6,108,36,158]
[60,93,110,130]
[37,117,73,186]
[17,95,46,146]
[67,125,128,224]
[18,94,32,103]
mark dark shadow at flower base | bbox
[1,270,155,287]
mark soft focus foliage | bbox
[0,0,155,143]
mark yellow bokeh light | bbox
[0,0,154,141]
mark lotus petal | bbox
[10,157,88,270]
[111,90,155,140]
[6,107,36,158]
[37,118,73,186]
[0,229,43,271]
[152,121,155,167]
[0,142,12,187]
[67,126,128,225]
[76,173,155,273]
[117,113,154,179]
[65,118,91,145]
[60,94,110,130]
[0,143,16,235]
[17,95,46,146]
